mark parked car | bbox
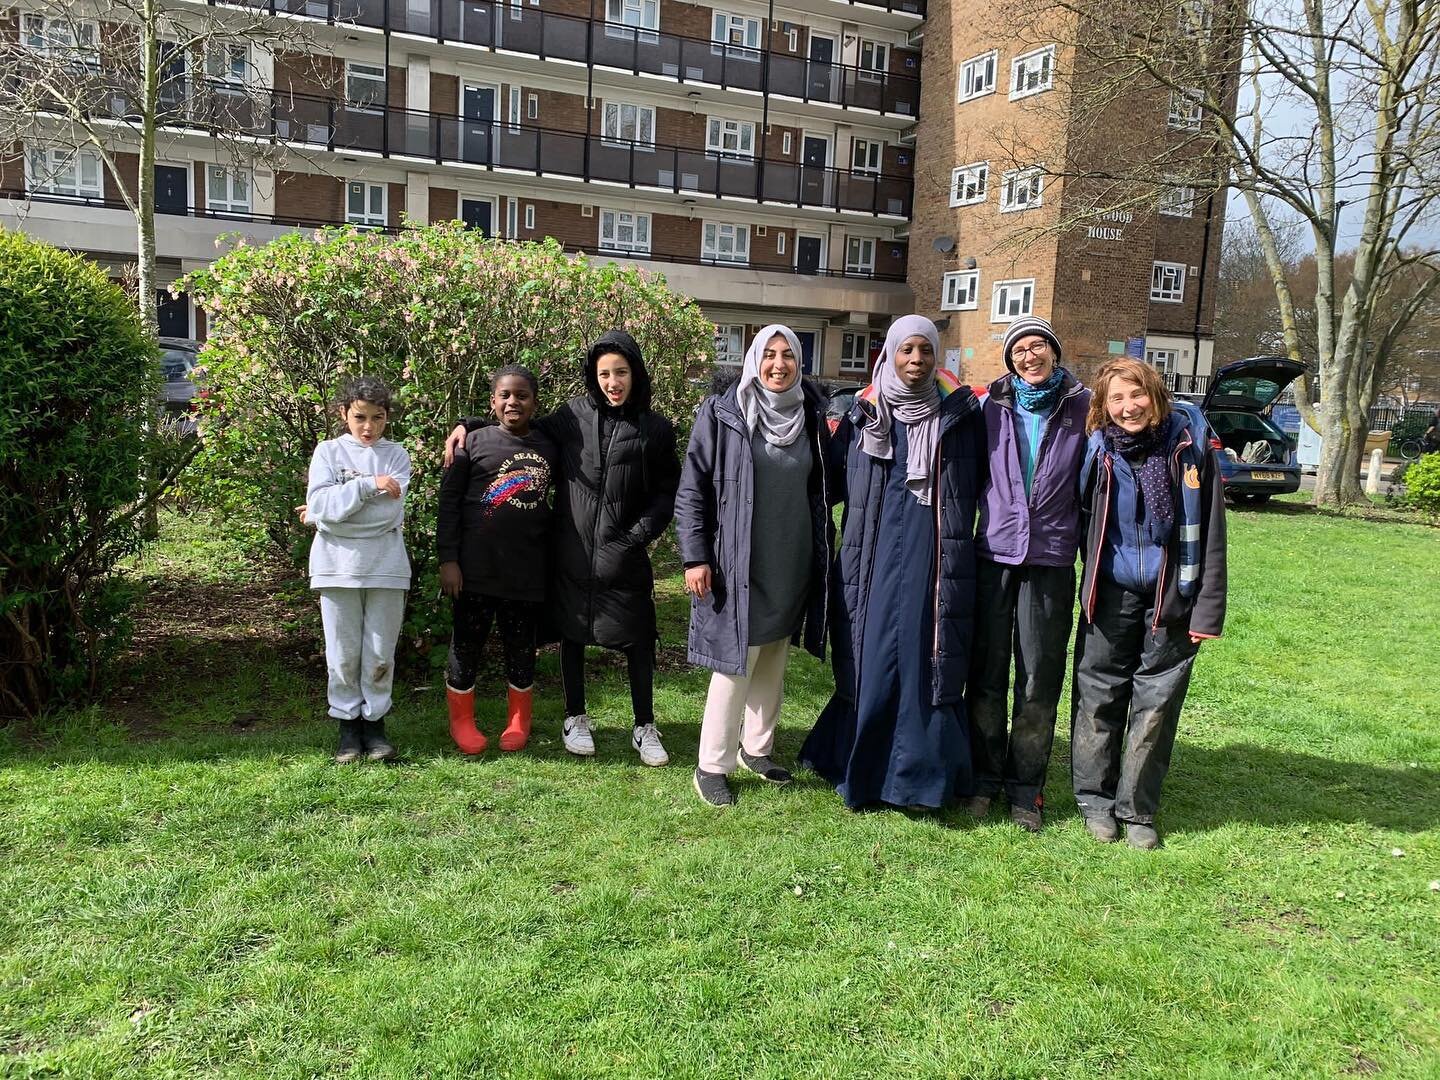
[817,379,868,434]
[158,336,203,434]
[1200,356,1307,504]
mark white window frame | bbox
[606,0,659,41]
[958,50,997,102]
[206,165,251,214]
[706,117,755,159]
[782,131,793,155]
[949,162,988,207]
[1146,348,1179,373]
[858,40,889,81]
[527,93,538,120]
[999,167,1043,212]
[345,61,387,113]
[851,138,883,176]
[21,15,100,70]
[845,236,876,275]
[840,331,872,374]
[1159,182,1196,217]
[506,196,519,239]
[1151,261,1186,303]
[206,42,249,93]
[346,180,388,228]
[508,86,522,131]
[524,204,535,230]
[787,28,798,51]
[777,232,786,255]
[25,146,103,200]
[1009,45,1056,100]
[941,270,979,311]
[1168,88,1204,131]
[711,12,763,59]
[702,221,750,264]
[599,209,652,254]
[714,324,746,366]
[991,278,1035,322]
[602,102,655,148]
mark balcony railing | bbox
[160,84,915,217]
[211,0,921,117]
[1,189,908,282]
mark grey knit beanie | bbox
[1002,316,1063,374]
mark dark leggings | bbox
[446,592,539,691]
[559,638,656,727]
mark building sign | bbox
[1086,208,1133,242]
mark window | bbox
[1159,182,1196,217]
[527,93,538,120]
[606,0,659,39]
[524,204,535,230]
[1178,0,1214,38]
[346,181,387,227]
[703,222,750,264]
[949,162,988,206]
[26,146,102,199]
[603,102,655,147]
[845,237,876,275]
[506,197,519,239]
[851,139,882,175]
[21,15,99,69]
[1146,348,1179,373]
[206,43,249,89]
[345,62,386,111]
[1151,261,1186,302]
[707,117,755,158]
[782,131,792,155]
[1000,167,1043,212]
[958,51,997,101]
[991,278,1035,322]
[787,28,798,51]
[206,165,251,213]
[508,86,522,131]
[1009,46,1055,99]
[1168,88,1203,130]
[941,270,979,311]
[715,324,746,366]
[711,12,762,58]
[777,233,786,255]
[858,40,889,80]
[840,331,872,373]
[599,210,651,253]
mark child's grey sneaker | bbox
[632,723,669,767]
[738,749,792,785]
[562,713,596,756]
[1125,822,1162,850]
[1083,813,1119,843]
[693,768,736,807]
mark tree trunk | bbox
[136,1,160,339]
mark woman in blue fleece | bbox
[1072,359,1226,849]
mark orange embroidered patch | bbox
[1184,464,1201,489]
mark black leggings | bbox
[559,638,656,727]
[446,592,539,691]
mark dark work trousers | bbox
[966,559,1076,811]
[1070,577,1200,825]
[446,592,540,692]
[559,638,656,728]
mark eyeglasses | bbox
[1011,342,1051,359]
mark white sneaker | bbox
[562,714,595,756]
[631,723,669,767]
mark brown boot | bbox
[446,685,487,755]
[499,684,533,752]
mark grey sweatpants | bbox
[1070,577,1199,825]
[319,587,407,721]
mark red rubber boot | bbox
[499,685,533,752]
[446,685,487,755]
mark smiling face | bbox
[1105,375,1155,434]
[759,334,799,392]
[492,374,537,434]
[342,399,388,445]
[1009,334,1056,385]
[893,334,936,388]
[594,352,633,407]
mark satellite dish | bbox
[932,235,956,253]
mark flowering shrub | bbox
[180,225,713,664]
[1399,452,1440,514]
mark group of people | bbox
[300,313,1227,849]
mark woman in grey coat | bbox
[674,324,834,806]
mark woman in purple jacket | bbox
[966,316,1091,832]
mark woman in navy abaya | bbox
[799,315,987,810]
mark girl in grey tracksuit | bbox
[302,376,411,763]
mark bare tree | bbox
[979,0,1440,506]
[1,0,336,335]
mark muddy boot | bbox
[334,718,364,765]
[360,719,397,762]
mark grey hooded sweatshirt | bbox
[306,434,412,590]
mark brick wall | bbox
[432,73,458,117]
[388,66,406,110]
[429,186,457,224]
[0,146,22,194]
[108,151,140,204]
[750,224,795,271]
[275,170,341,223]
[273,51,341,99]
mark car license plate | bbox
[1249,471,1285,482]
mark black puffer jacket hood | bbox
[585,330,652,415]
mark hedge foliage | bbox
[0,229,162,720]
[180,225,714,665]
[1400,451,1440,513]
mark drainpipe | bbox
[757,0,774,202]
[1192,185,1215,392]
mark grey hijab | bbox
[736,324,806,447]
[858,314,943,504]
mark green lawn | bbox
[2,507,1438,1078]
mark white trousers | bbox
[319,587,407,721]
[697,638,791,775]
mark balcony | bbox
[165,85,915,217]
[210,0,922,118]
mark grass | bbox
[2,506,1438,1078]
